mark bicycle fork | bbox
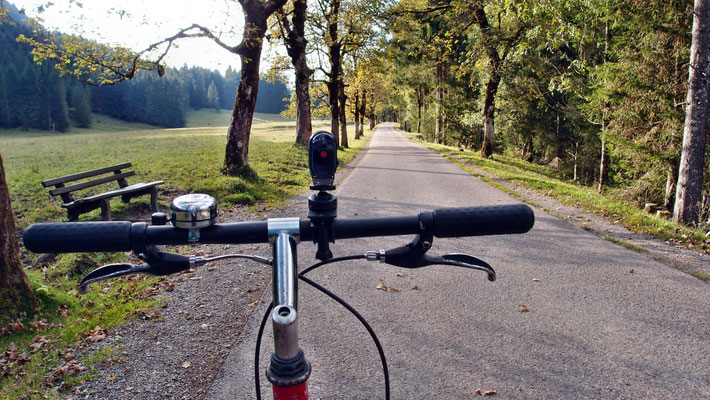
[267,218,311,400]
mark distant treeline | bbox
[0,19,290,131]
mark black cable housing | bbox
[254,255,391,400]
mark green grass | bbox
[2,110,363,228]
[601,235,649,253]
[402,132,709,253]
[0,110,369,398]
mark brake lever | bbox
[79,263,151,293]
[79,247,191,293]
[370,229,496,281]
[79,247,271,293]
[427,253,496,282]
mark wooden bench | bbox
[42,162,164,221]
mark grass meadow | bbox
[1,110,363,228]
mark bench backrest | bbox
[41,162,135,203]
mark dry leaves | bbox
[181,361,192,368]
[0,342,30,376]
[532,278,541,282]
[519,305,529,312]
[83,326,107,343]
[28,335,50,353]
[376,282,399,292]
[475,388,497,396]
[48,359,85,382]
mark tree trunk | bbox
[224,0,288,175]
[287,0,312,145]
[353,90,361,139]
[435,63,443,143]
[598,122,609,193]
[598,20,611,193]
[359,89,367,135]
[0,152,38,321]
[674,0,710,225]
[416,88,423,133]
[338,81,348,147]
[327,0,341,145]
[523,135,534,163]
[480,70,500,158]
[665,163,678,211]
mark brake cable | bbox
[254,254,391,400]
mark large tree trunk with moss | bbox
[224,0,288,176]
[0,152,38,321]
[281,0,312,145]
[674,0,710,225]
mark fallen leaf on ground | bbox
[519,305,529,312]
[376,283,388,292]
[87,334,106,343]
[532,278,541,282]
[28,335,49,352]
[411,285,419,290]
[475,388,497,396]
[182,361,191,368]
[395,272,405,277]
[108,375,116,381]
[48,360,85,381]
[390,287,399,292]
[200,323,211,330]
[627,269,634,274]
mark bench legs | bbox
[69,188,159,221]
[121,187,159,212]
[99,199,111,221]
[67,198,111,221]
[149,186,158,212]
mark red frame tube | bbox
[272,382,309,400]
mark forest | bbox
[385,0,704,221]
[0,12,290,130]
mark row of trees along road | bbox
[387,0,708,226]
[1,0,709,319]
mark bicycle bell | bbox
[170,193,218,239]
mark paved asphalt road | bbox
[208,123,710,399]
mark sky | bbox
[12,0,255,74]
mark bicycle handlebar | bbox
[23,204,534,254]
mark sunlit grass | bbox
[1,110,364,228]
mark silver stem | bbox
[273,231,297,308]
[272,305,300,359]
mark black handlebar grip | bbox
[23,222,133,253]
[431,204,534,238]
